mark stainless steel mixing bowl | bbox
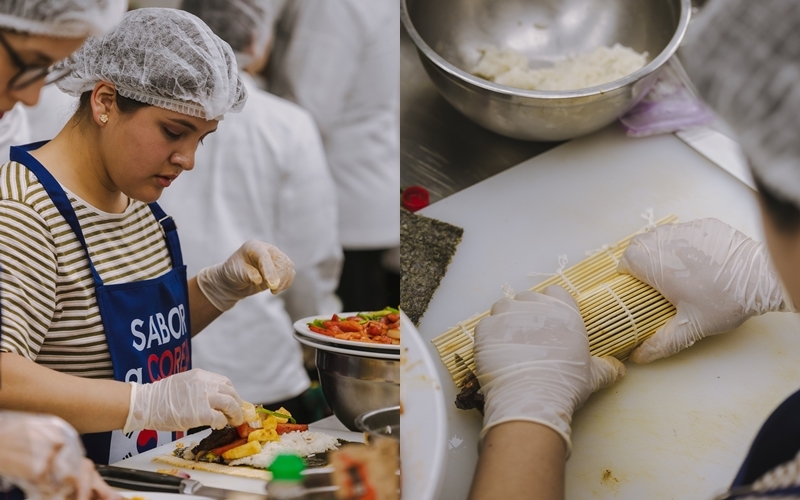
[316,349,400,431]
[401,0,691,141]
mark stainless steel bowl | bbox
[354,406,400,441]
[401,0,692,141]
[316,349,400,432]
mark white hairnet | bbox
[682,0,800,208]
[180,0,281,68]
[0,0,126,38]
[55,8,247,121]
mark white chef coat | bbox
[268,0,400,250]
[0,103,29,163]
[159,73,343,404]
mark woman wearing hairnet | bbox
[467,1,800,498]
[161,0,341,422]
[0,1,121,165]
[0,7,297,469]
[0,2,123,499]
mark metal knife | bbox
[96,465,265,499]
[675,126,756,191]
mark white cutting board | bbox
[415,125,800,500]
[112,420,364,494]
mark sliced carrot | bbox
[335,320,363,333]
[237,423,256,439]
[276,423,309,435]
[209,438,247,457]
[309,325,337,337]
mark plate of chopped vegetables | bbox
[294,307,401,351]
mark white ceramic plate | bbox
[399,312,447,500]
[293,331,401,360]
[293,313,400,352]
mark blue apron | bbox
[723,388,800,498]
[9,143,192,465]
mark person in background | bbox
[0,2,124,499]
[168,0,341,423]
[0,0,123,163]
[0,8,295,467]
[23,82,75,142]
[467,1,800,498]
[0,103,28,163]
[267,0,400,312]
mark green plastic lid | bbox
[268,453,305,481]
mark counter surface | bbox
[112,416,363,495]
[415,126,800,500]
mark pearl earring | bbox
[99,114,109,124]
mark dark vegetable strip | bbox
[191,425,239,461]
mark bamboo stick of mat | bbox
[432,215,678,388]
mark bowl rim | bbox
[354,405,401,439]
[401,0,692,99]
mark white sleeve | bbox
[277,113,343,320]
[270,0,365,134]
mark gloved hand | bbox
[197,239,295,311]
[474,286,626,454]
[0,411,120,500]
[124,369,245,433]
[618,218,787,364]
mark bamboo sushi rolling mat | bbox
[432,215,679,388]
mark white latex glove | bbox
[0,411,120,500]
[124,369,245,433]
[474,286,626,454]
[618,218,787,364]
[197,239,295,311]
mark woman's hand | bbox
[197,240,295,311]
[618,218,787,364]
[0,411,120,500]
[124,369,244,432]
[474,285,626,453]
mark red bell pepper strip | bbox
[237,423,257,439]
[209,437,248,457]
[309,325,337,337]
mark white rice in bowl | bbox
[228,431,341,468]
[472,43,648,91]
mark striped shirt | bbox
[0,160,173,379]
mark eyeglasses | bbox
[0,31,71,91]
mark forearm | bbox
[0,353,130,434]
[188,276,223,335]
[469,422,566,500]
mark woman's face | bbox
[0,31,86,114]
[98,103,218,204]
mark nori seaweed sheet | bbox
[400,208,464,325]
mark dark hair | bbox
[76,89,150,118]
[754,173,800,233]
[180,0,262,54]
